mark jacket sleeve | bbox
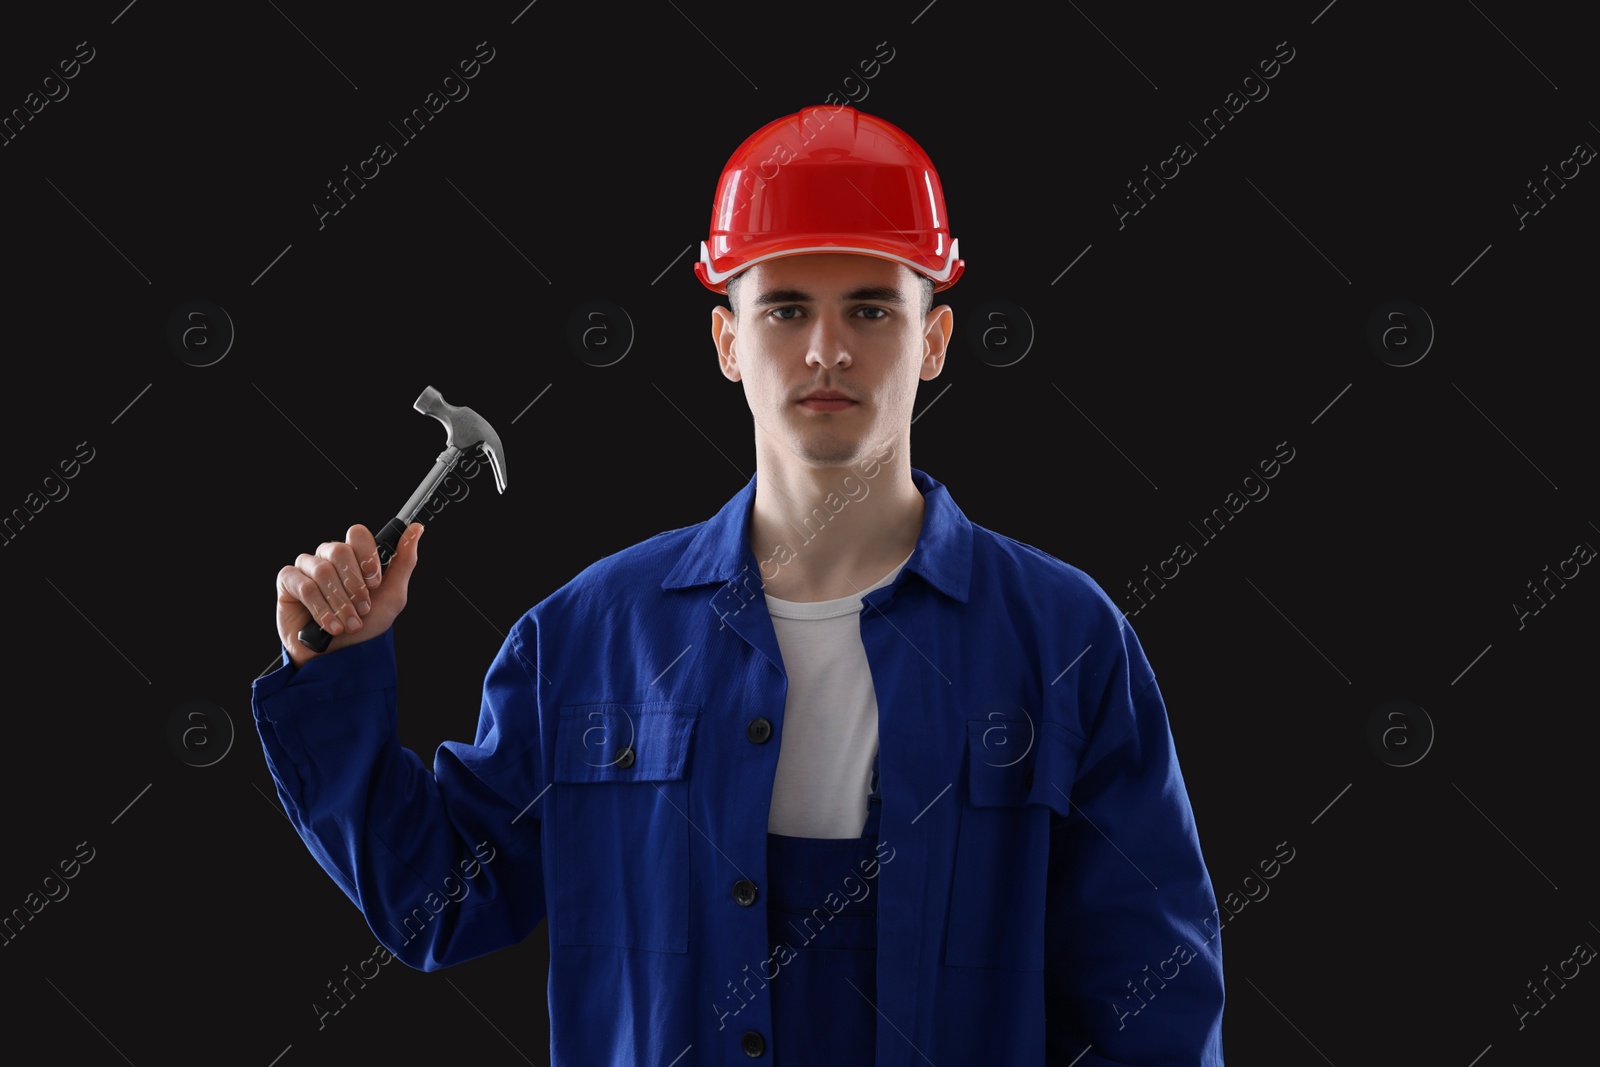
[250,616,547,971]
[1043,621,1226,1065]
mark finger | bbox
[318,536,374,620]
[279,563,343,640]
[275,565,312,628]
[300,550,362,634]
[346,523,383,590]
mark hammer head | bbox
[414,385,509,493]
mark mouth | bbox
[798,393,858,411]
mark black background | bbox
[1,1,1593,1064]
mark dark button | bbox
[746,717,772,743]
[615,747,635,768]
[732,879,758,907]
[741,1030,766,1057]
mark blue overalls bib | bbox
[764,747,881,1065]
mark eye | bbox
[856,306,890,320]
[769,306,803,320]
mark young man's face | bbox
[711,253,952,472]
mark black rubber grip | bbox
[294,516,410,654]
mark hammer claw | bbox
[414,385,509,491]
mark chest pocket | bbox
[944,717,1082,970]
[551,701,700,953]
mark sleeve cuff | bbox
[251,627,399,723]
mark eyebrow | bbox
[752,285,907,307]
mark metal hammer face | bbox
[414,386,508,493]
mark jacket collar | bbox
[661,466,972,603]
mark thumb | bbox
[383,522,425,590]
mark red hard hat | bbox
[695,105,964,294]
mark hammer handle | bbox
[294,516,409,654]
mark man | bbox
[255,105,1226,1065]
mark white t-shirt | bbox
[764,550,913,838]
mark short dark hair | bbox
[726,267,935,319]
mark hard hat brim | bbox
[696,239,963,294]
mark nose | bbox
[804,313,852,370]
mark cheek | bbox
[890,350,928,400]
[738,366,785,417]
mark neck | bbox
[747,437,924,602]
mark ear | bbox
[920,304,953,381]
[712,305,740,382]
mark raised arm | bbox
[253,521,547,970]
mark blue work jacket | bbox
[252,467,1226,1065]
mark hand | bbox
[276,522,424,669]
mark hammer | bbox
[296,385,509,653]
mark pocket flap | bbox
[554,701,699,784]
[966,717,1084,816]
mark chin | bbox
[794,438,872,468]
